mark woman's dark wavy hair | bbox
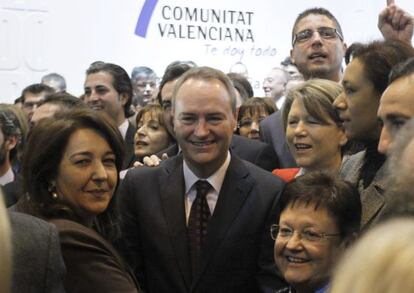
[21,108,125,241]
[345,40,414,95]
[279,172,361,238]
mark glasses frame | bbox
[292,26,344,46]
[270,224,341,242]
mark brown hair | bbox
[22,108,124,240]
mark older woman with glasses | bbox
[271,172,361,293]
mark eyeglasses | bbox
[270,224,341,243]
[292,27,343,46]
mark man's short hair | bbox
[21,84,54,103]
[39,92,85,112]
[157,62,194,104]
[41,73,67,92]
[131,66,156,81]
[0,105,22,161]
[86,62,133,118]
[388,57,414,85]
[292,7,343,45]
[172,66,237,114]
[227,72,254,99]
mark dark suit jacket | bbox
[259,111,296,168]
[118,155,287,293]
[157,134,279,171]
[9,212,66,293]
[123,122,137,170]
[49,219,140,293]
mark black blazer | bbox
[123,122,137,170]
[118,154,287,292]
[259,111,297,168]
[157,134,280,171]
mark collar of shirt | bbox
[0,166,14,186]
[276,95,286,110]
[118,119,129,140]
[183,151,231,223]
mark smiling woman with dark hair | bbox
[15,108,140,293]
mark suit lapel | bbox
[194,156,253,285]
[360,162,387,227]
[159,156,192,289]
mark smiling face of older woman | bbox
[275,201,345,293]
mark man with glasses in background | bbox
[20,83,54,121]
[260,7,346,168]
[261,2,413,168]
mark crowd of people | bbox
[1,1,414,293]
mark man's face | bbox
[173,78,236,178]
[290,14,346,82]
[263,69,288,100]
[378,74,414,154]
[30,103,62,127]
[132,74,157,106]
[84,71,126,126]
[160,79,178,137]
[22,92,47,120]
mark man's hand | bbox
[378,0,413,45]
[133,153,169,168]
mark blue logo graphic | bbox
[135,0,159,37]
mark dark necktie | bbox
[187,180,212,279]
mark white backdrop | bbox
[0,0,413,103]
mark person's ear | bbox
[119,93,129,106]
[5,136,17,151]
[342,232,358,249]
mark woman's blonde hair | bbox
[0,190,12,293]
[282,78,342,130]
[331,218,414,293]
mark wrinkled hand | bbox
[378,0,413,45]
[133,153,169,168]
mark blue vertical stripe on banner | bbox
[135,0,158,37]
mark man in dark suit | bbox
[83,61,136,169]
[118,67,286,292]
[9,211,66,292]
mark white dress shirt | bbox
[183,151,231,224]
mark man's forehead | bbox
[85,71,114,87]
[294,14,338,33]
[133,74,156,82]
[25,92,46,101]
[385,74,414,100]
